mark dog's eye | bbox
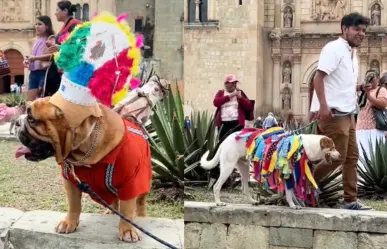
[154,87,159,92]
[27,116,35,124]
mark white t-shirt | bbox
[310,37,359,113]
[221,91,239,121]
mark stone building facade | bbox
[0,0,183,93]
[184,0,387,120]
[114,0,184,83]
[0,0,114,93]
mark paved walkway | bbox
[0,123,17,141]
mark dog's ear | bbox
[55,107,65,119]
[320,137,334,150]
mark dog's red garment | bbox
[60,119,152,205]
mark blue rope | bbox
[77,182,179,249]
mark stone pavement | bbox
[0,208,183,249]
[0,124,16,142]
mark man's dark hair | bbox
[340,12,370,33]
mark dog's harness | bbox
[62,121,149,196]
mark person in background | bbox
[253,116,263,128]
[356,70,387,166]
[284,111,298,131]
[184,116,191,130]
[211,74,253,185]
[213,74,253,140]
[23,16,55,101]
[44,0,81,96]
[263,112,278,129]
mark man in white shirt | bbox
[310,12,371,210]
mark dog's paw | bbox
[290,205,302,210]
[119,223,141,243]
[103,209,114,215]
[216,202,227,206]
[55,218,79,234]
[251,201,260,206]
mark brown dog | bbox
[14,97,151,242]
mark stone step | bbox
[0,208,183,249]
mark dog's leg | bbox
[9,120,15,135]
[136,193,148,217]
[103,197,119,215]
[119,198,141,243]
[56,179,82,233]
[290,189,305,207]
[214,161,235,206]
[285,186,301,210]
[237,160,258,205]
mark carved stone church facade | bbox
[183,0,387,121]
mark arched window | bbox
[82,4,89,22]
[74,4,81,20]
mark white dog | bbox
[200,129,340,209]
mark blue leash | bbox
[290,109,357,135]
[77,182,179,249]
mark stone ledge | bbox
[0,208,183,249]
[184,201,387,234]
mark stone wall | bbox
[153,0,184,81]
[184,0,265,112]
[185,201,387,249]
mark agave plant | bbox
[357,139,387,200]
[0,93,26,107]
[184,111,219,183]
[143,80,218,201]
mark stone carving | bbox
[269,29,281,40]
[311,0,347,21]
[281,86,292,110]
[370,59,380,73]
[35,0,42,18]
[282,61,292,83]
[283,6,293,28]
[272,53,281,62]
[1,0,23,22]
[371,4,381,26]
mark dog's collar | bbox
[64,119,100,167]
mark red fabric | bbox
[60,119,152,205]
[213,90,253,128]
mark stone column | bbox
[382,53,387,73]
[292,54,301,114]
[272,54,281,109]
[207,0,215,20]
[274,0,281,28]
[359,53,369,83]
[184,0,188,22]
[194,0,201,22]
[294,0,301,28]
[381,36,387,73]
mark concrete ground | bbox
[0,123,16,141]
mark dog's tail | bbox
[200,144,222,170]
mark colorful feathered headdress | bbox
[54,12,143,107]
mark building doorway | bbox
[0,49,24,94]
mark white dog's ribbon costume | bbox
[235,127,319,206]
